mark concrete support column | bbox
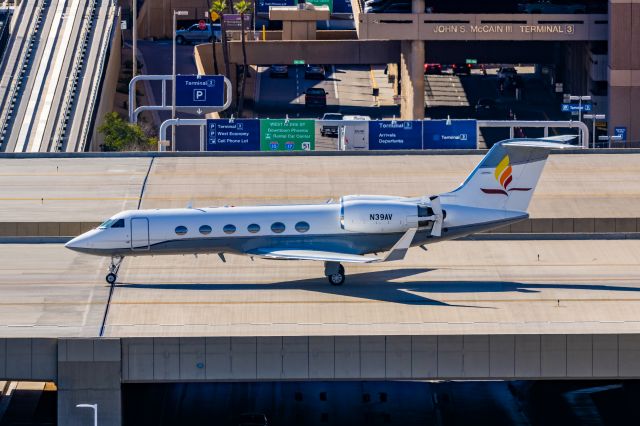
[608,0,640,142]
[57,339,122,426]
[400,40,425,120]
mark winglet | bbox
[380,228,417,262]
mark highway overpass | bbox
[0,151,640,424]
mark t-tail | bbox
[441,138,573,213]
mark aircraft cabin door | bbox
[130,217,150,250]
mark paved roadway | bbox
[2,239,640,338]
[425,67,570,147]
[255,64,399,119]
[1,153,640,222]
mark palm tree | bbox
[206,0,219,75]
[210,0,230,80]
[234,0,251,116]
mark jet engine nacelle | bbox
[340,200,418,233]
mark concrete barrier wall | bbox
[120,334,640,381]
[0,219,637,237]
[0,338,57,381]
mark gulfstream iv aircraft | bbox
[66,139,570,285]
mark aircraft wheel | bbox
[106,273,117,285]
[327,265,345,286]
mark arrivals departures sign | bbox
[368,120,422,150]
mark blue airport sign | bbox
[423,119,477,149]
[256,0,295,13]
[206,119,260,151]
[368,120,423,150]
[614,126,627,142]
[332,0,353,13]
[175,75,225,110]
[561,103,592,112]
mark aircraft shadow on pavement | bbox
[117,266,640,308]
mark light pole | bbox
[132,0,137,77]
[76,403,98,426]
[172,10,189,151]
[583,113,605,148]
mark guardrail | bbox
[52,0,98,151]
[77,0,118,152]
[0,0,45,149]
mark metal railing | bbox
[52,0,98,151]
[77,0,118,152]
[0,0,45,148]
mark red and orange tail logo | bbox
[481,155,531,196]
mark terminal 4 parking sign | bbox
[207,119,260,151]
[175,75,225,111]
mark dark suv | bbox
[305,88,327,107]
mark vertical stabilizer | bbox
[441,140,569,212]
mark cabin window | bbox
[98,219,114,229]
[223,224,236,234]
[175,226,188,235]
[247,223,260,233]
[271,222,285,234]
[111,219,125,228]
[295,221,310,233]
[199,225,212,235]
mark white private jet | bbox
[66,138,571,285]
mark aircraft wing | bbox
[249,248,380,263]
[248,228,417,263]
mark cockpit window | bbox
[98,219,114,229]
[111,219,125,228]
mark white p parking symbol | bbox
[193,89,206,102]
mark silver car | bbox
[175,23,221,45]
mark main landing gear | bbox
[106,256,124,284]
[324,262,345,286]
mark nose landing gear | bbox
[324,261,345,286]
[106,256,124,284]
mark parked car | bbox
[269,65,289,78]
[304,64,326,80]
[424,63,442,74]
[497,66,518,80]
[451,63,472,75]
[320,113,343,137]
[175,23,221,45]
[305,87,327,107]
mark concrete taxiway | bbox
[1,153,639,226]
[2,239,640,338]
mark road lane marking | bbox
[331,65,339,100]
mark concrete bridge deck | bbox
[0,152,639,229]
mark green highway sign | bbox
[293,59,305,65]
[466,58,477,64]
[306,0,333,12]
[260,119,315,151]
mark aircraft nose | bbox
[64,230,97,252]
